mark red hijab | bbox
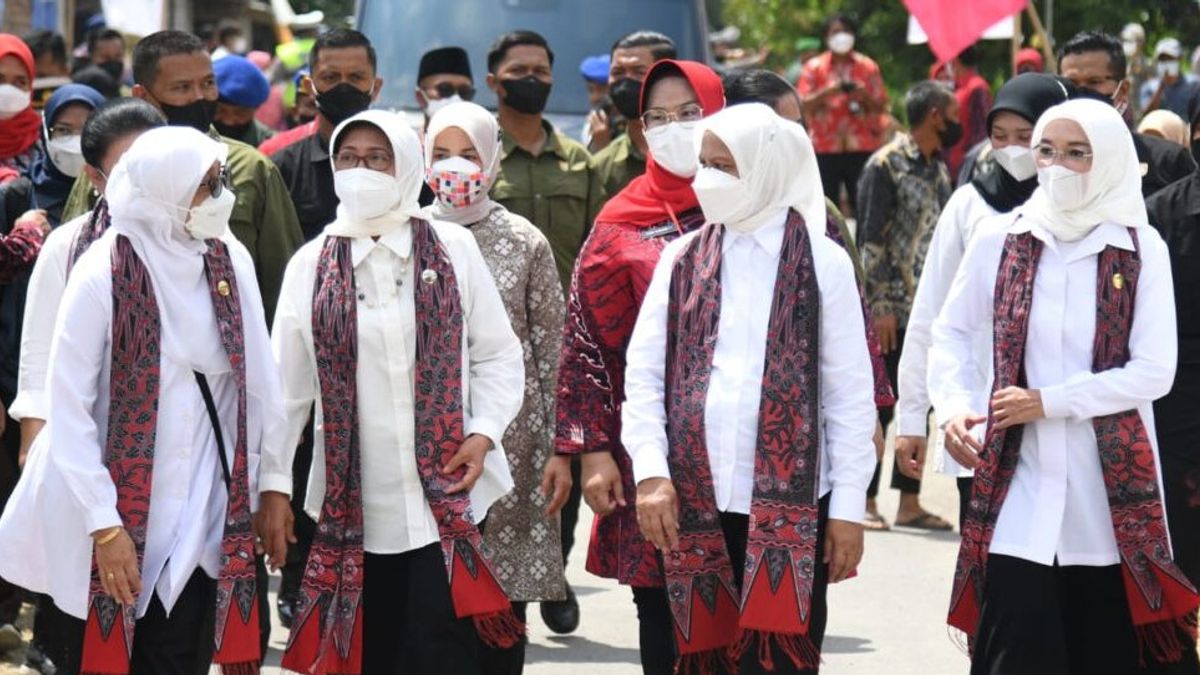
[594,60,724,227]
[0,35,41,161]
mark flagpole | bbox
[1012,12,1021,75]
[1025,1,1056,73]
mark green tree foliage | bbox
[721,0,1200,117]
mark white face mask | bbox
[425,94,463,117]
[0,84,30,119]
[828,32,855,55]
[231,37,249,55]
[185,189,236,240]
[645,121,699,178]
[1037,164,1089,215]
[1123,41,1139,58]
[993,144,1037,182]
[334,167,401,221]
[1159,60,1181,78]
[47,134,85,178]
[692,166,756,230]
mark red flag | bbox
[904,0,1029,64]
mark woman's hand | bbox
[636,477,679,552]
[94,528,141,605]
[991,387,1045,430]
[944,414,987,469]
[540,454,573,516]
[444,434,493,494]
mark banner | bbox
[902,0,1028,63]
[100,0,164,37]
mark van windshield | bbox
[356,0,709,115]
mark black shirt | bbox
[270,132,336,242]
[1135,132,1195,198]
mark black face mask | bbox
[214,120,252,140]
[609,78,642,120]
[315,82,373,126]
[501,76,552,115]
[160,98,217,133]
[938,119,964,148]
[98,60,123,83]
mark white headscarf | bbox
[422,101,503,226]
[693,102,827,236]
[1018,98,1149,241]
[326,109,425,238]
[105,126,231,374]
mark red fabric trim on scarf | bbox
[592,60,724,228]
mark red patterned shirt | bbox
[798,51,889,154]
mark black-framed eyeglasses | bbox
[640,103,704,130]
[425,82,476,101]
[203,166,233,199]
[333,150,395,172]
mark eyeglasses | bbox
[202,166,233,199]
[1033,143,1094,167]
[425,82,476,101]
[334,150,395,171]
[48,124,80,139]
[640,103,704,130]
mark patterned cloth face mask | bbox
[426,156,488,208]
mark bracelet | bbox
[94,527,123,546]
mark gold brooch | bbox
[217,280,231,297]
[1112,273,1124,290]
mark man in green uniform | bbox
[60,30,302,325]
[486,29,605,291]
[590,30,677,197]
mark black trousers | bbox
[0,414,25,625]
[867,328,921,498]
[362,545,481,674]
[559,455,583,566]
[971,554,1139,675]
[634,497,831,675]
[957,477,974,527]
[57,568,217,675]
[815,151,871,215]
[281,416,316,601]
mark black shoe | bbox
[540,585,579,635]
[276,592,297,629]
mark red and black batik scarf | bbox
[664,208,824,673]
[67,197,111,274]
[948,228,1200,663]
[282,219,523,675]
[81,235,260,674]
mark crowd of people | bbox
[0,9,1193,675]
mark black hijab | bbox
[971,73,1072,212]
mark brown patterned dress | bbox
[469,205,568,602]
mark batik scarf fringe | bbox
[281,220,522,675]
[948,228,1200,666]
[664,209,823,674]
[81,235,260,675]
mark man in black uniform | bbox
[269,28,381,241]
[1058,30,1195,197]
[1143,101,1200,675]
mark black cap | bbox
[419,46,472,83]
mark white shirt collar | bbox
[721,208,789,259]
[349,221,413,268]
[1012,216,1138,262]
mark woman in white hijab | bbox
[0,125,288,673]
[265,109,526,674]
[422,100,568,672]
[932,99,1197,674]
[623,103,876,673]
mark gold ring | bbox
[106,572,115,581]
